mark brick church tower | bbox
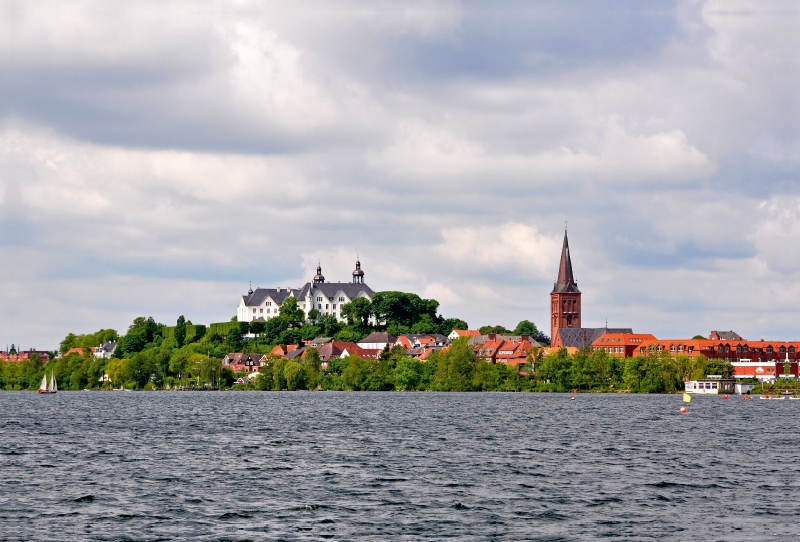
[550,228,581,345]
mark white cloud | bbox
[372,118,715,184]
[438,223,562,277]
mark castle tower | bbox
[352,257,364,284]
[313,262,325,284]
[550,228,581,343]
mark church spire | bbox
[552,228,580,294]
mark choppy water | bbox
[1,392,799,540]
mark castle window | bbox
[767,346,773,354]
[780,346,786,354]
[339,297,345,302]
[333,304,337,309]
[252,308,256,313]
[260,309,263,313]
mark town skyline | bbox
[1,1,799,347]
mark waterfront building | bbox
[236,258,374,324]
[685,376,735,394]
[591,333,657,357]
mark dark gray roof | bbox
[311,337,331,346]
[297,281,374,301]
[242,287,302,307]
[557,328,632,348]
[711,330,743,341]
[287,347,307,359]
[359,332,396,344]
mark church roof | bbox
[552,229,580,294]
[557,328,632,348]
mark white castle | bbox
[236,259,373,323]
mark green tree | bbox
[284,360,308,390]
[279,297,305,327]
[479,325,511,335]
[431,339,476,391]
[537,348,573,391]
[394,357,422,390]
[513,320,539,336]
[342,356,371,390]
[175,315,187,348]
[341,297,372,327]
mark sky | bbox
[1,0,799,349]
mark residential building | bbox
[236,258,374,324]
[591,333,657,357]
[93,341,117,359]
[448,329,480,340]
[396,334,448,349]
[475,333,540,367]
[222,353,266,373]
[339,346,381,360]
[317,341,359,363]
[358,332,396,350]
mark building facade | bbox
[236,258,374,323]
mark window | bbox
[252,308,256,313]
[318,304,322,309]
[767,346,773,354]
[316,297,322,302]
[333,304,337,309]
[780,346,786,354]
[259,309,263,313]
[712,383,718,389]
[326,304,329,309]
[266,302,272,306]
[339,297,345,302]
[790,347,796,354]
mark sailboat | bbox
[38,372,57,394]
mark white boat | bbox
[38,372,57,394]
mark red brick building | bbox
[591,333,657,357]
[550,229,581,345]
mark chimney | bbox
[488,333,496,341]
[520,334,530,342]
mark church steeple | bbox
[552,228,580,294]
[352,256,364,284]
[550,227,581,346]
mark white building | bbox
[93,341,117,359]
[236,259,374,324]
[685,376,735,394]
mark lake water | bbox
[1,392,799,540]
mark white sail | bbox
[48,372,57,392]
[39,374,47,391]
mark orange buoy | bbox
[680,407,687,413]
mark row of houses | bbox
[221,330,550,375]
